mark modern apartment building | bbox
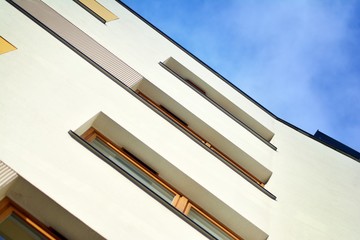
[1,1,359,239]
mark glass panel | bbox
[0,213,47,240]
[188,208,234,240]
[90,138,176,204]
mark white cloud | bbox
[122,0,360,151]
[215,0,360,150]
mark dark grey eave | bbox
[314,130,360,162]
[115,0,359,162]
[115,0,277,118]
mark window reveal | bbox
[74,0,118,23]
[81,128,243,240]
[0,197,63,240]
[135,90,265,187]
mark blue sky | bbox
[121,0,360,151]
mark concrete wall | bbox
[267,122,360,240]
[1,1,359,240]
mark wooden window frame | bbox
[136,90,208,144]
[172,196,241,239]
[185,79,206,95]
[135,90,265,186]
[81,127,243,240]
[0,197,62,240]
[136,90,189,127]
[184,203,241,240]
[159,105,188,127]
[82,127,178,197]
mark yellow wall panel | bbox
[0,37,16,55]
[79,0,118,22]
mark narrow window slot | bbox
[136,90,265,186]
[74,0,118,23]
[78,127,244,240]
[161,57,276,146]
[159,105,188,127]
[122,148,158,176]
[185,79,206,95]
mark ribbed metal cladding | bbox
[9,0,142,88]
[0,161,18,192]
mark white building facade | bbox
[1,1,359,239]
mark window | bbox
[161,57,276,146]
[81,127,243,240]
[136,90,265,187]
[0,197,62,240]
[0,37,16,55]
[74,0,118,23]
[174,197,240,240]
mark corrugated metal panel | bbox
[0,161,18,191]
[9,0,142,87]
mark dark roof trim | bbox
[314,130,360,162]
[278,120,360,162]
[116,1,359,161]
[115,0,277,119]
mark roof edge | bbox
[115,1,358,162]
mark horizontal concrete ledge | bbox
[68,130,220,240]
[159,62,277,151]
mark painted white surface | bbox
[266,122,360,240]
[1,1,360,240]
[44,0,277,172]
[0,2,203,239]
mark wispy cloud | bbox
[222,0,360,150]
[122,0,360,151]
